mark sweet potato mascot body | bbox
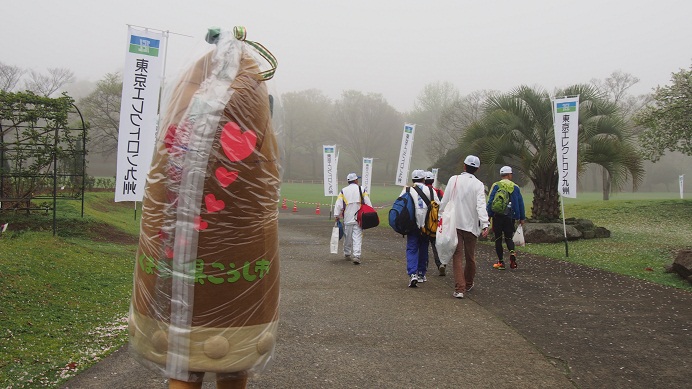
[128,27,280,389]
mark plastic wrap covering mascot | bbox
[128,26,280,389]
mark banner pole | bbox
[560,194,568,257]
[680,174,684,199]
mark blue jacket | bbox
[486,179,526,220]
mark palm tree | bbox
[459,84,644,221]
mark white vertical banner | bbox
[395,123,416,186]
[680,175,685,199]
[362,157,373,195]
[553,97,580,198]
[431,168,439,186]
[115,27,167,202]
[323,145,338,196]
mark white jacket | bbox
[438,172,489,236]
[400,182,440,228]
[334,183,373,224]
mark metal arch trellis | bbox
[0,91,87,236]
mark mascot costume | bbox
[128,27,280,389]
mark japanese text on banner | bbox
[362,157,373,195]
[323,145,338,196]
[115,27,166,202]
[395,123,415,186]
[553,97,579,198]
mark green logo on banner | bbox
[129,35,160,57]
[129,44,160,57]
[556,101,577,113]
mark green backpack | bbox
[490,180,514,216]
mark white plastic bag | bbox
[436,202,458,265]
[330,225,340,254]
[513,224,526,247]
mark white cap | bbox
[500,166,513,175]
[411,170,425,180]
[346,172,359,182]
[424,171,434,180]
[464,155,480,168]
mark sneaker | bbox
[345,254,351,260]
[452,291,464,299]
[408,274,418,288]
[418,274,427,282]
[466,284,474,292]
[353,257,361,265]
[438,264,446,276]
[509,254,518,269]
[493,261,506,270]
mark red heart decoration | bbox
[205,193,225,213]
[194,216,208,231]
[165,246,174,259]
[215,167,238,187]
[220,121,257,162]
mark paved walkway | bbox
[62,211,692,388]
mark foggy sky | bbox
[2,0,691,112]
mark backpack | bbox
[490,180,514,216]
[412,185,439,238]
[388,187,417,235]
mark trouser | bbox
[343,222,363,258]
[406,229,429,276]
[492,215,515,261]
[429,237,442,268]
[452,229,477,293]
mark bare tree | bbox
[438,89,496,150]
[24,67,75,97]
[591,70,651,119]
[408,81,460,164]
[590,70,650,199]
[280,89,333,180]
[78,73,122,157]
[331,90,403,179]
[0,62,25,92]
[591,70,639,104]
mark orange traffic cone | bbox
[292,201,298,212]
[315,204,321,215]
[281,198,287,210]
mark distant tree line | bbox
[3,59,691,217]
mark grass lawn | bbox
[0,193,138,388]
[516,198,692,290]
[0,187,689,388]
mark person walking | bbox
[402,170,440,287]
[334,173,373,265]
[424,171,446,276]
[487,166,526,270]
[438,156,490,298]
